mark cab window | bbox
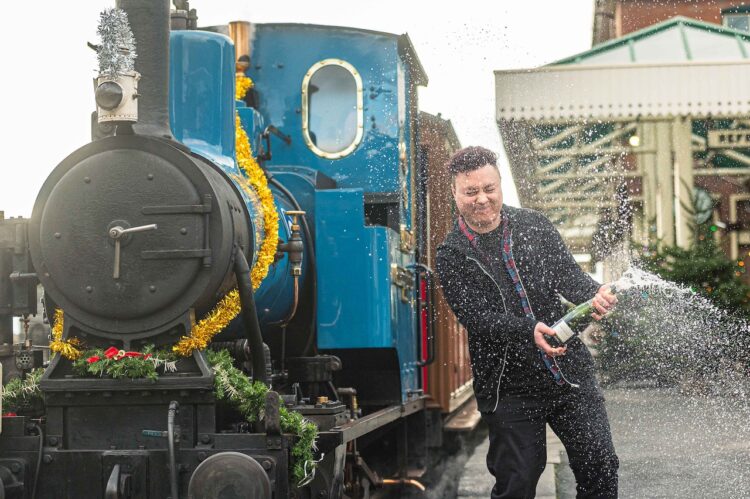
[303,60,363,159]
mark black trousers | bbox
[481,385,619,499]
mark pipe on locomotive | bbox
[117,0,174,139]
[235,249,268,385]
[266,177,317,356]
[167,400,180,499]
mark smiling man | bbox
[436,146,619,499]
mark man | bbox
[436,146,619,499]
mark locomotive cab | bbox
[247,24,430,407]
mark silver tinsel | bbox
[96,8,137,78]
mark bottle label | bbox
[553,320,575,344]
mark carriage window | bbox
[302,60,363,159]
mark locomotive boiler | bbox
[0,0,476,497]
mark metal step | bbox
[444,397,481,432]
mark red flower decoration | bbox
[87,356,101,364]
[95,347,153,363]
[104,347,120,359]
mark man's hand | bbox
[591,284,617,321]
[534,322,567,357]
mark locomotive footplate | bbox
[287,400,350,433]
[316,397,426,453]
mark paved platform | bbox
[456,425,562,498]
[557,387,750,499]
[455,386,750,498]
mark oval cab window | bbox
[302,59,363,159]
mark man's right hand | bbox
[534,322,567,357]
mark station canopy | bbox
[496,17,750,253]
[559,16,750,65]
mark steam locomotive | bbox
[0,1,474,497]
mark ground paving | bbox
[558,387,750,499]
[454,386,750,499]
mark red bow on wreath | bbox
[87,347,153,364]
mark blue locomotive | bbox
[0,1,472,497]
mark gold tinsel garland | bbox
[46,76,277,360]
[172,289,242,356]
[172,75,278,357]
[235,75,253,101]
[234,113,280,288]
[49,309,83,360]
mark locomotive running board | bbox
[315,397,426,452]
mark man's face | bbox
[451,164,503,232]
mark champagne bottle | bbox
[549,285,617,346]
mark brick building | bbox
[595,0,750,41]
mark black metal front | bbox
[28,135,250,342]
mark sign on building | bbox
[707,130,750,149]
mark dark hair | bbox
[447,146,497,178]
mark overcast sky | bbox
[0,1,594,217]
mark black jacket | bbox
[436,205,600,413]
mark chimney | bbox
[592,0,617,45]
[116,0,175,139]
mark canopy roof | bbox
[555,16,750,65]
[495,60,750,122]
[495,16,750,123]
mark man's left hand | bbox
[592,284,617,321]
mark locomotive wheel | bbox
[187,452,271,499]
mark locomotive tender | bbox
[0,0,474,497]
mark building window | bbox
[302,59,363,159]
[723,13,750,32]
